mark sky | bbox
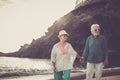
[0,0,76,53]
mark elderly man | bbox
[81,24,108,80]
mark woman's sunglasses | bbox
[62,34,69,37]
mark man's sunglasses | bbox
[94,29,100,31]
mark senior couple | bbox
[51,24,108,80]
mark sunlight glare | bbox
[0,0,75,53]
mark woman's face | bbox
[59,34,69,42]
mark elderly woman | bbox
[51,30,81,80]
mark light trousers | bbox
[86,62,104,80]
[54,69,71,80]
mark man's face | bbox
[91,26,100,37]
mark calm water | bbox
[0,57,53,77]
[0,57,52,69]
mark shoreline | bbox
[71,67,120,80]
[1,67,120,80]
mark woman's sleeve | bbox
[69,44,77,56]
[51,45,56,63]
[69,44,77,68]
[69,44,77,62]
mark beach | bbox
[1,72,120,80]
[1,67,120,80]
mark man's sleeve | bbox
[102,36,108,55]
[82,37,89,58]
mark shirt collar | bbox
[91,34,100,38]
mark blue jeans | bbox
[54,69,71,80]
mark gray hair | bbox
[91,24,100,31]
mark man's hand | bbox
[104,56,109,66]
[80,56,85,63]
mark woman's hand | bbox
[52,61,57,71]
[53,66,57,71]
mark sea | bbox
[0,57,53,80]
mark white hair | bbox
[91,24,100,31]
